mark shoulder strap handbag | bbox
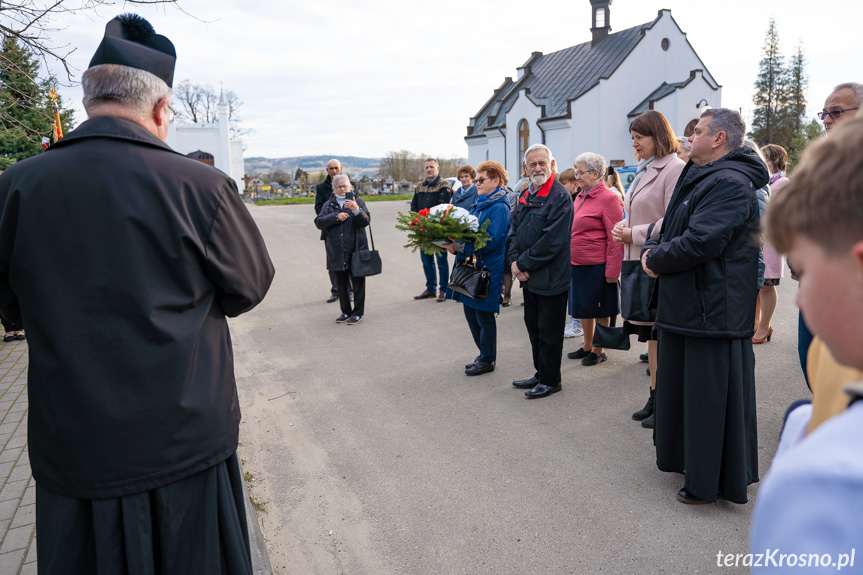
[620,223,656,322]
[449,252,491,300]
[350,218,382,277]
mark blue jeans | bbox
[420,251,448,293]
[463,306,497,363]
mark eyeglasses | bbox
[817,108,859,121]
[475,176,496,185]
[575,170,597,177]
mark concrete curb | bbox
[241,465,273,575]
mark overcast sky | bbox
[43,0,863,160]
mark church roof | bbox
[467,15,658,138]
[627,74,696,118]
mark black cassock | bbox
[644,148,767,504]
[0,116,275,573]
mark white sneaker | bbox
[572,318,583,337]
[564,317,577,338]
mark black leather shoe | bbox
[632,388,655,421]
[641,412,655,428]
[335,314,350,323]
[512,376,540,389]
[465,356,480,369]
[676,488,711,505]
[466,362,495,376]
[639,352,649,363]
[525,383,561,399]
[581,352,607,366]
[327,294,339,303]
[567,348,590,360]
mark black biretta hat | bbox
[88,14,176,88]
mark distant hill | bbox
[245,155,381,179]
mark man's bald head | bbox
[326,159,342,178]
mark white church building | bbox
[465,0,721,172]
[167,91,245,193]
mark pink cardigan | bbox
[622,153,686,261]
[571,180,624,278]
[763,175,789,279]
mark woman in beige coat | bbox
[612,110,685,428]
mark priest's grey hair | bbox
[700,107,746,150]
[82,64,172,119]
[574,152,607,176]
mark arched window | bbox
[518,119,530,163]
[187,150,215,167]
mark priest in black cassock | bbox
[0,14,275,574]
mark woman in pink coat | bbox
[754,144,789,344]
[612,110,685,428]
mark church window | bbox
[518,119,530,163]
[594,8,605,28]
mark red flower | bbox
[418,208,430,217]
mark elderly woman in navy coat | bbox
[314,174,371,325]
[444,161,512,376]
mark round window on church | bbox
[661,38,670,51]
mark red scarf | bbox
[519,172,556,204]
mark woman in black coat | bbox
[314,175,371,324]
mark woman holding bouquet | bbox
[444,161,512,376]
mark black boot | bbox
[641,411,655,428]
[632,388,654,421]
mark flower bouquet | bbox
[395,203,490,255]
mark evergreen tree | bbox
[0,36,74,168]
[787,119,824,171]
[750,18,789,146]
[784,44,812,166]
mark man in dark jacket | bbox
[410,158,452,302]
[509,144,574,399]
[316,158,345,302]
[642,108,767,505]
[0,15,274,573]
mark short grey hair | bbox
[573,152,607,176]
[82,64,172,119]
[332,174,352,190]
[833,82,863,106]
[700,107,745,150]
[423,158,439,166]
[677,137,691,152]
[522,144,555,168]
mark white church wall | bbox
[504,91,544,174]
[467,138,488,168]
[653,72,722,138]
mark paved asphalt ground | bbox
[232,200,811,575]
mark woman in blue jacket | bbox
[444,161,511,376]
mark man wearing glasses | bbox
[819,82,862,134]
[0,14,274,572]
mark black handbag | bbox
[620,223,656,323]
[448,254,490,300]
[351,222,382,277]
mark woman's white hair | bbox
[574,152,607,176]
[332,174,352,190]
[82,64,172,119]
